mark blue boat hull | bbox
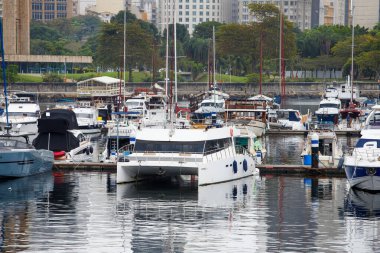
[344,165,380,191]
[0,149,54,178]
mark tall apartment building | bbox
[157,0,231,35]
[2,0,30,55]
[353,0,380,29]
[31,0,73,21]
[75,0,96,15]
[234,0,313,30]
[86,0,156,23]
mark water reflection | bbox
[0,172,54,252]
[116,176,264,252]
[345,189,380,218]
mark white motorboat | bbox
[225,98,269,137]
[338,76,359,107]
[315,97,341,125]
[268,109,308,130]
[0,94,40,136]
[301,131,342,168]
[324,86,339,99]
[72,101,102,135]
[343,105,380,191]
[117,125,258,186]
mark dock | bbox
[54,162,116,171]
[267,129,360,136]
[257,164,345,176]
[53,162,345,177]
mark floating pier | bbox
[54,162,116,171]
[257,164,345,176]
[267,129,360,136]
[53,162,345,177]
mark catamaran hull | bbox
[0,149,54,177]
[117,154,256,186]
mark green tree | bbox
[0,64,19,84]
[193,21,222,39]
[95,21,153,81]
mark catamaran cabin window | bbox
[204,138,232,153]
[355,139,380,148]
[135,141,204,153]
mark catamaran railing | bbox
[118,144,252,163]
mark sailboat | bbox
[0,18,54,177]
[117,9,259,185]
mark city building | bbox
[0,0,91,73]
[86,0,155,23]
[77,0,96,15]
[2,0,30,55]
[157,0,231,35]
[31,0,74,21]
[353,0,380,29]
[233,0,313,30]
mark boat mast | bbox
[213,26,216,87]
[0,18,10,133]
[279,0,286,105]
[165,0,169,99]
[123,1,126,112]
[174,2,178,105]
[350,0,355,104]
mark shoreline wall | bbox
[8,81,380,101]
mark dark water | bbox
[0,135,379,252]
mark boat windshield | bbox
[126,101,143,108]
[320,103,339,109]
[201,102,224,108]
[76,113,93,119]
[356,139,380,148]
[135,140,204,153]
[367,113,380,129]
[0,139,32,149]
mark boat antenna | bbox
[350,0,355,104]
[0,18,10,134]
[123,0,126,111]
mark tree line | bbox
[29,3,380,82]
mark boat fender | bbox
[232,185,237,198]
[85,148,90,155]
[243,184,248,195]
[243,159,248,172]
[337,157,344,170]
[233,160,238,174]
[89,146,94,154]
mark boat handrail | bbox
[352,148,380,161]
